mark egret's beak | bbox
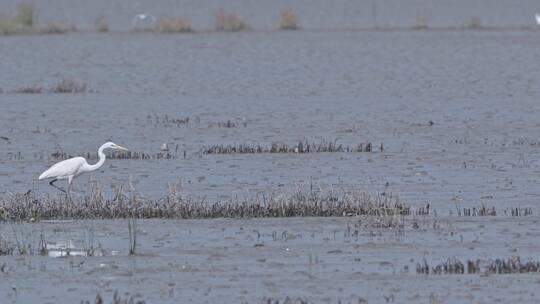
[113,144,129,151]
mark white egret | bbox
[38,142,128,193]
[536,13,540,26]
[132,13,156,31]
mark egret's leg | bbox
[67,178,84,193]
[49,179,66,193]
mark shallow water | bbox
[1,217,540,303]
[2,5,540,302]
[1,30,540,215]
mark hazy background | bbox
[0,0,539,30]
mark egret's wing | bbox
[39,157,86,180]
[132,14,142,25]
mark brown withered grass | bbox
[95,16,108,32]
[0,184,410,221]
[155,16,192,33]
[279,9,300,30]
[215,9,248,32]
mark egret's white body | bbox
[133,13,156,22]
[536,13,540,26]
[132,13,156,31]
[39,142,128,192]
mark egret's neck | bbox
[85,145,107,172]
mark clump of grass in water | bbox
[49,150,178,161]
[147,114,189,127]
[12,226,35,255]
[155,16,192,33]
[94,16,108,32]
[13,2,35,26]
[417,257,540,275]
[51,78,87,93]
[127,218,137,255]
[464,16,482,30]
[454,204,533,217]
[0,234,14,255]
[12,84,43,94]
[279,8,300,30]
[41,20,73,34]
[83,291,146,304]
[202,140,381,154]
[0,2,37,35]
[215,9,248,32]
[412,15,428,30]
[0,183,411,221]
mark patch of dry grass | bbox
[215,9,248,32]
[0,2,36,35]
[279,8,300,30]
[412,15,428,30]
[155,16,192,33]
[464,16,483,30]
[51,78,87,93]
[12,84,43,94]
[201,140,381,154]
[416,256,540,275]
[13,2,35,26]
[0,184,410,221]
[0,3,75,36]
[41,20,73,34]
[94,16,108,32]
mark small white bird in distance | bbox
[160,142,169,152]
[39,142,128,193]
[536,13,540,26]
[132,13,156,30]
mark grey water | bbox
[2,2,540,303]
[1,30,540,213]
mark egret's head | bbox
[104,141,129,151]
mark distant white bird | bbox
[132,13,156,31]
[160,142,169,152]
[536,13,540,26]
[39,142,128,193]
